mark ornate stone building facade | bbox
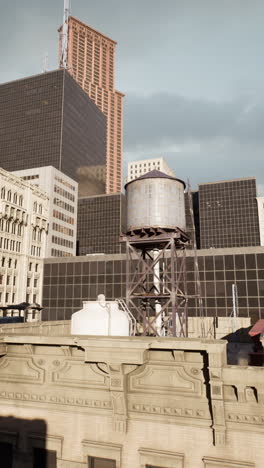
[0,168,49,306]
[0,327,262,467]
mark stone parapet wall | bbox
[0,335,262,466]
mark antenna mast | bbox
[60,0,71,69]
[42,52,49,73]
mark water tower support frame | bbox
[121,227,189,337]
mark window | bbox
[2,257,5,267]
[27,277,31,287]
[8,258,12,268]
[88,457,116,468]
[82,441,121,468]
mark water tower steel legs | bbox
[123,228,189,337]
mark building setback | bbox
[199,177,260,249]
[77,193,126,256]
[42,246,264,322]
[0,69,106,195]
[59,16,124,194]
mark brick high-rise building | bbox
[59,16,124,194]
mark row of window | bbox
[0,292,16,305]
[54,184,75,202]
[52,223,74,237]
[0,219,23,236]
[52,235,74,249]
[51,248,73,257]
[54,174,76,192]
[1,257,17,269]
[27,276,38,288]
[53,197,75,214]
[31,245,41,257]
[32,229,42,242]
[1,187,23,206]
[53,209,74,225]
[0,238,21,252]
[0,274,16,286]
[21,174,39,181]
[33,201,43,215]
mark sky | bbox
[0,0,264,193]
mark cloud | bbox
[124,92,264,148]
[124,92,264,187]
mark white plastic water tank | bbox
[71,295,130,336]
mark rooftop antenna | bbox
[60,0,71,69]
[42,52,49,73]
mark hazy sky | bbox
[1,0,264,192]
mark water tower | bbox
[121,170,190,337]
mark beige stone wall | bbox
[0,335,262,467]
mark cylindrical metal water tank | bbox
[125,170,186,232]
[71,299,130,336]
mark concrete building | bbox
[77,194,126,256]
[0,168,49,306]
[126,157,175,183]
[0,327,263,467]
[59,16,124,194]
[13,166,78,258]
[0,69,106,195]
[257,197,264,246]
[42,246,264,323]
[198,177,260,249]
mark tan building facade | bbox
[59,16,124,194]
[0,168,49,307]
[0,325,263,467]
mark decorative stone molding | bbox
[51,361,109,389]
[139,448,184,468]
[203,456,254,467]
[82,440,122,468]
[0,389,112,410]
[0,357,44,384]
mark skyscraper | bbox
[199,177,260,248]
[59,16,124,194]
[0,69,106,193]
